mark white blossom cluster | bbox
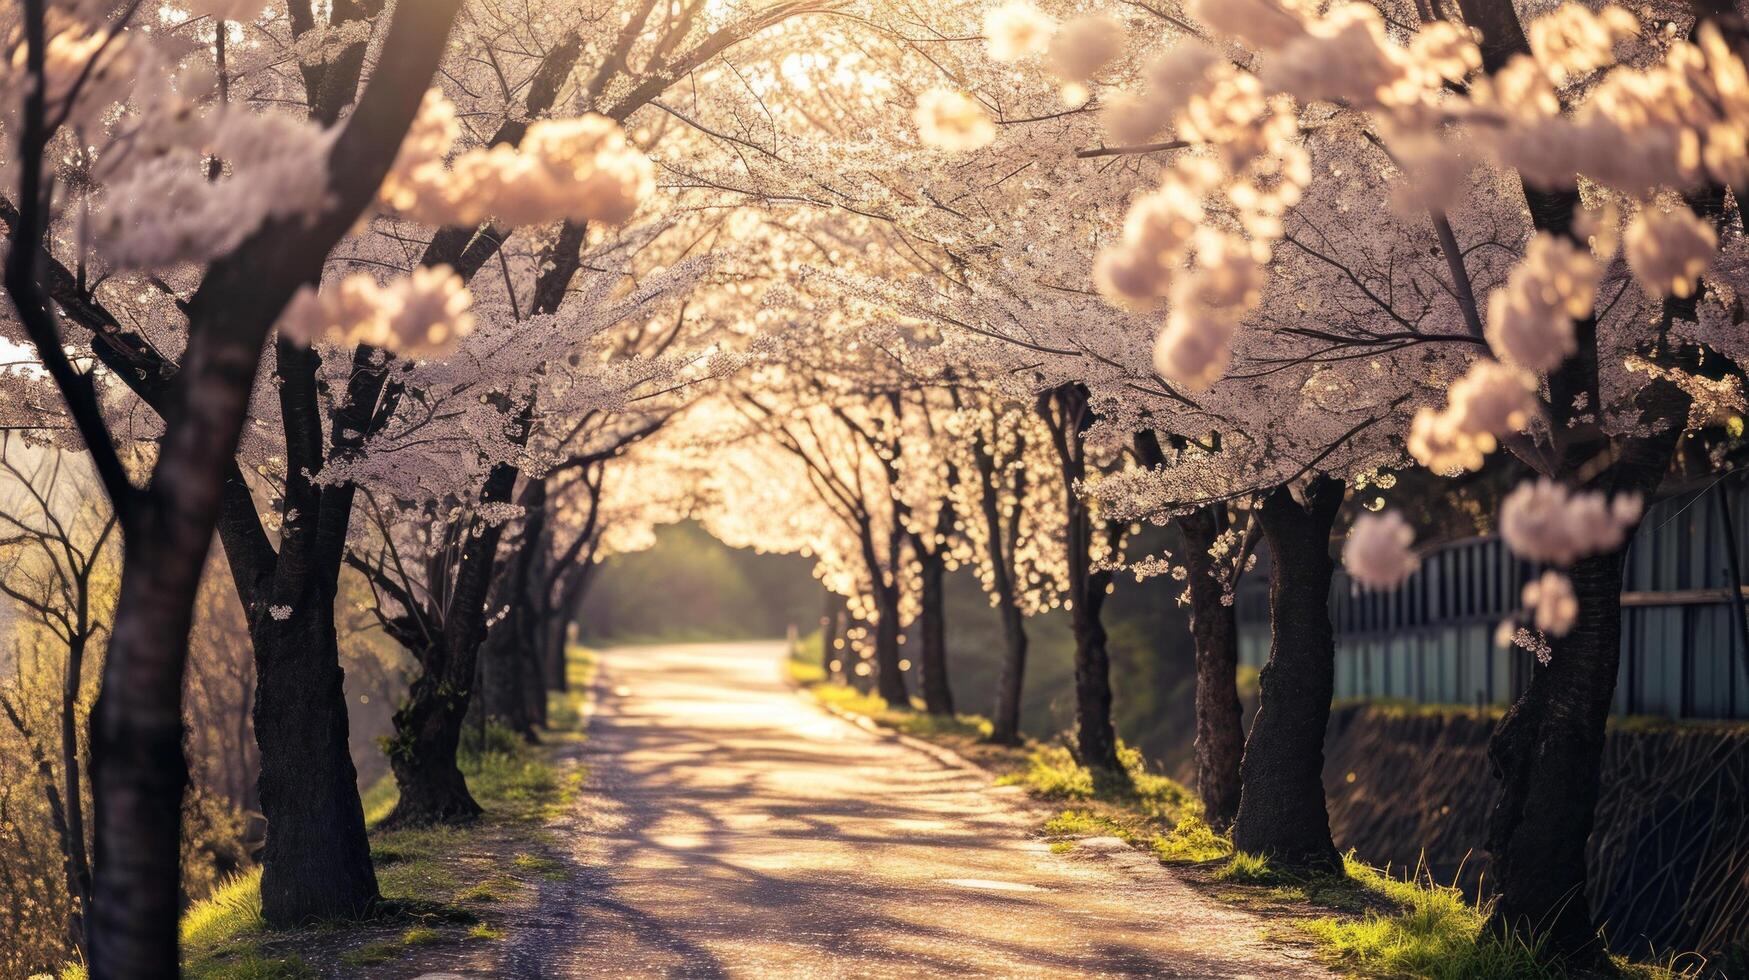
[913,90,996,152]
[278,266,475,356]
[1521,570,1579,637]
[100,111,337,268]
[1484,233,1597,372]
[1090,47,1307,390]
[1499,478,1643,567]
[980,1,1124,103]
[1341,509,1419,590]
[1623,206,1718,299]
[1407,361,1539,474]
[378,89,654,227]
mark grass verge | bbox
[179,646,594,978]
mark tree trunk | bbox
[60,629,92,953]
[1178,505,1245,832]
[1041,383,1121,777]
[478,478,548,740]
[1484,550,1625,957]
[1232,478,1344,873]
[488,582,548,735]
[990,601,1029,745]
[1068,560,1121,776]
[1482,392,1681,958]
[383,459,521,827]
[235,341,382,925]
[871,581,909,705]
[250,601,378,922]
[915,542,954,715]
[477,622,544,740]
[541,561,589,696]
[7,2,462,970]
[85,540,202,977]
[975,437,1029,745]
[820,588,840,677]
[386,645,481,825]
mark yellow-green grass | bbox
[799,675,994,742]
[1001,742,1228,866]
[546,645,599,735]
[1206,852,1696,980]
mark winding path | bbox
[501,641,1333,978]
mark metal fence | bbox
[1236,480,1749,721]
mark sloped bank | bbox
[1323,704,1749,970]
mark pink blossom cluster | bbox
[1341,510,1419,590]
[1499,478,1643,566]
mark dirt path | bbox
[455,641,1334,979]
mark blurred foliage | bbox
[577,521,821,642]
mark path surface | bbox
[502,641,1333,979]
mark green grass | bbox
[1202,852,1695,980]
[458,875,519,904]
[337,941,401,968]
[1150,814,1233,863]
[511,852,569,880]
[184,950,316,980]
[180,868,266,958]
[786,657,827,685]
[331,924,448,968]
[1044,809,1127,838]
[546,645,598,733]
[802,676,994,741]
[1215,851,1279,885]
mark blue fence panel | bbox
[1235,481,1749,721]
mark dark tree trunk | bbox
[820,588,841,678]
[478,625,544,740]
[871,581,909,705]
[1483,398,1681,959]
[989,601,1029,744]
[386,640,481,825]
[973,433,1029,745]
[478,478,549,740]
[519,527,556,730]
[249,600,378,922]
[1068,557,1120,776]
[383,459,521,827]
[7,2,456,970]
[1178,505,1245,832]
[84,531,213,977]
[1443,3,1708,959]
[914,539,954,715]
[200,340,386,927]
[1484,550,1623,957]
[60,627,92,953]
[542,561,593,696]
[1232,478,1344,873]
[1040,384,1121,777]
[543,610,570,693]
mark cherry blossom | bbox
[1499,479,1643,567]
[1341,510,1419,591]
